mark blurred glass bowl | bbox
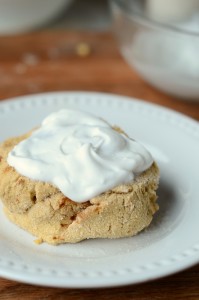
[110,0,199,101]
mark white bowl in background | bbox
[0,0,73,34]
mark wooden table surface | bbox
[0,31,199,300]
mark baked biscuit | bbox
[0,131,159,245]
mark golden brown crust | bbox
[0,132,159,245]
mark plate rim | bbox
[0,90,199,125]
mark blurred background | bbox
[49,0,111,31]
[0,0,199,109]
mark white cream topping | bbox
[7,109,153,202]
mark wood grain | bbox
[0,31,199,300]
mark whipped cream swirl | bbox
[7,109,153,202]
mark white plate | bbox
[0,92,199,288]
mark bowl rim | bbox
[110,0,199,37]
